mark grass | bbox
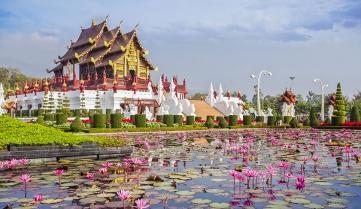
[0,116,126,150]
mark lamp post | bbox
[250,70,272,115]
[313,78,328,121]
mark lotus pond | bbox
[1,129,361,209]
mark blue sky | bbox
[0,0,360,99]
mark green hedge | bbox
[163,115,174,127]
[256,116,264,123]
[290,118,299,128]
[70,117,84,132]
[350,106,361,122]
[205,117,215,128]
[93,114,106,128]
[74,109,81,117]
[156,115,163,122]
[21,110,30,117]
[56,113,67,125]
[267,116,276,126]
[36,115,45,125]
[229,115,238,126]
[44,113,55,121]
[243,115,252,125]
[174,115,183,126]
[110,113,122,128]
[135,114,146,127]
[219,117,228,128]
[283,116,293,124]
[206,115,215,121]
[332,116,342,126]
[186,116,195,125]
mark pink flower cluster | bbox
[0,158,29,170]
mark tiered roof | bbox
[49,19,155,73]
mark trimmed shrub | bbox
[56,113,67,125]
[243,115,252,125]
[21,110,30,117]
[267,116,276,126]
[256,116,264,123]
[350,106,361,122]
[135,114,146,127]
[332,116,342,126]
[44,113,55,121]
[163,115,174,127]
[74,109,81,117]
[310,108,320,127]
[290,117,299,128]
[219,117,228,128]
[110,113,122,128]
[195,116,202,121]
[36,115,45,125]
[205,117,215,128]
[283,116,293,124]
[93,114,106,128]
[70,116,84,132]
[206,115,215,121]
[156,115,163,122]
[174,115,183,126]
[224,116,229,122]
[333,82,347,124]
[303,118,310,126]
[38,109,44,116]
[130,115,136,124]
[216,116,223,122]
[229,115,238,126]
[186,116,195,125]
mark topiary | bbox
[93,114,106,128]
[186,116,195,125]
[267,116,276,127]
[36,115,45,125]
[163,115,174,127]
[243,115,252,125]
[350,105,361,122]
[156,115,163,122]
[205,117,215,128]
[74,109,81,117]
[229,115,238,126]
[310,108,320,127]
[44,113,55,121]
[256,116,264,123]
[303,118,310,126]
[283,116,293,124]
[333,82,347,125]
[70,117,84,132]
[56,113,67,125]
[174,115,183,126]
[290,117,299,128]
[219,117,228,128]
[134,114,146,127]
[206,116,215,121]
[110,113,122,128]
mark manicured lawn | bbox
[0,116,126,150]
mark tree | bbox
[0,67,38,91]
[350,106,360,122]
[189,92,207,100]
[333,82,347,124]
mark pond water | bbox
[1,129,361,209]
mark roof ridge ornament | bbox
[91,19,96,26]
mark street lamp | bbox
[313,78,328,121]
[250,70,272,115]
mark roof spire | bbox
[134,23,140,30]
[91,19,96,26]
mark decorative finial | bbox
[91,19,96,26]
[134,23,140,29]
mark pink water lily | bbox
[135,198,150,209]
[19,174,32,197]
[102,162,113,168]
[117,190,131,208]
[296,176,305,190]
[86,172,94,180]
[54,169,65,186]
[34,194,43,202]
[99,167,108,175]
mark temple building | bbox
[6,18,194,118]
